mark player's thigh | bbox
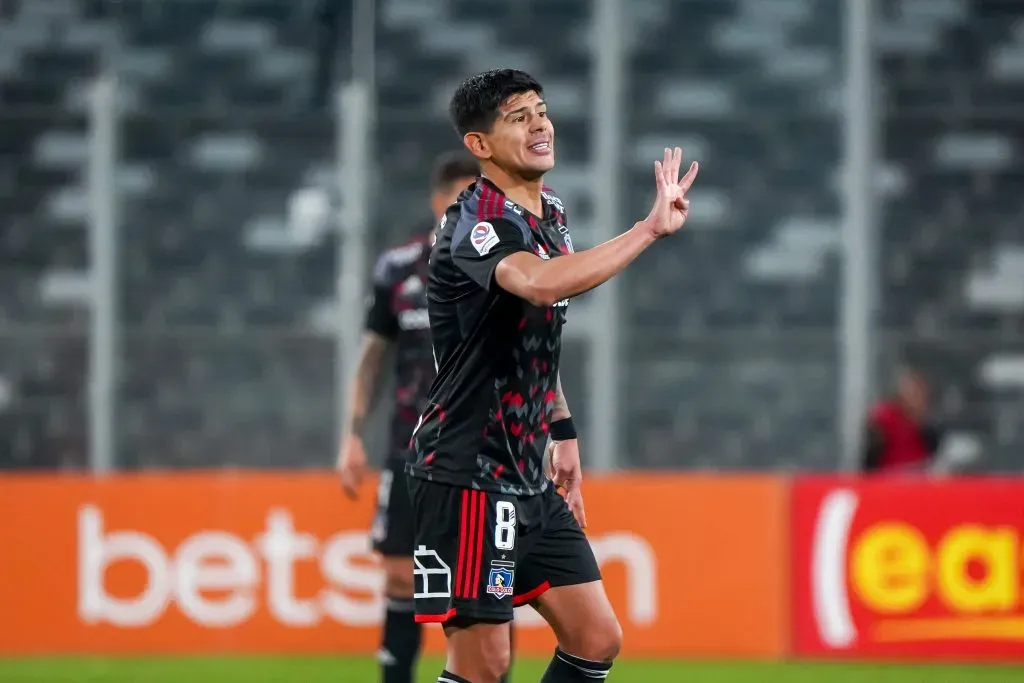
[517,488,621,661]
[406,477,518,626]
[533,581,622,662]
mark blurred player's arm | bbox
[337,256,398,497]
[344,256,400,439]
[338,331,390,498]
[343,332,391,439]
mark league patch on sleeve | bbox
[470,221,501,256]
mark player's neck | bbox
[481,165,543,217]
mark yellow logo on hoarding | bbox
[851,523,1024,642]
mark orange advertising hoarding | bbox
[0,472,787,657]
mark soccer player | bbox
[337,151,481,683]
[407,69,699,683]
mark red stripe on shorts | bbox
[471,490,487,598]
[464,490,483,598]
[455,489,470,598]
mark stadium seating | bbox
[0,0,1019,471]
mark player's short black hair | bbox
[449,69,544,137]
[429,151,480,192]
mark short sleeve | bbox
[364,255,399,338]
[451,218,532,291]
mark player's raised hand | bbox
[644,147,699,239]
[337,435,368,500]
[548,439,587,529]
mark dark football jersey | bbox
[365,232,435,460]
[407,177,574,496]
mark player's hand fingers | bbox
[679,161,699,193]
[654,160,666,192]
[672,147,683,183]
[339,465,360,500]
[566,489,587,529]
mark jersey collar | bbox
[476,175,552,223]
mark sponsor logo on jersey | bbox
[503,199,524,216]
[470,221,500,256]
[398,309,430,330]
[535,243,550,260]
[541,191,564,213]
[557,224,574,253]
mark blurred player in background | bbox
[407,69,698,683]
[336,152,481,683]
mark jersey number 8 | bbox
[494,501,516,551]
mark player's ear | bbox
[463,132,491,161]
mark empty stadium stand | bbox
[0,0,1019,471]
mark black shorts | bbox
[370,459,415,557]
[407,477,602,625]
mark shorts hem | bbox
[414,607,513,625]
[512,575,602,606]
[548,575,603,589]
[512,580,551,606]
[414,609,457,624]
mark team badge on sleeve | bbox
[471,221,500,256]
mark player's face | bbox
[477,90,555,180]
[430,176,478,220]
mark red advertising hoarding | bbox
[792,477,1024,661]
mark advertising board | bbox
[0,473,787,657]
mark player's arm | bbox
[343,332,391,439]
[338,330,391,498]
[496,151,698,306]
[453,217,658,307]
[456,151,697,306]
[548,372,585,526]
[344,258,400,438]
[337,258,398,497]
[494,227,657,307]
[552,373,571,422]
